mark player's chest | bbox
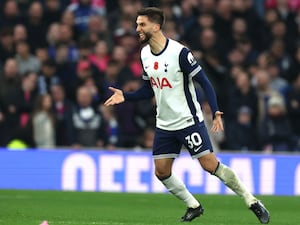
[142,57,182,89]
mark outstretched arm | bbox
[104,80,154,106]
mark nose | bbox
[136,25,141,33]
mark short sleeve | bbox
[179,48,202,77]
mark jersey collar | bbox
[151,38,169,56]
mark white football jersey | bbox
[141,39,204,131]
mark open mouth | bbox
[139,33,145,39]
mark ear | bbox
[153,24,161,32]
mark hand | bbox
[104,87,125,106]
[211,111,224,132]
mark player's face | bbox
[136,16,154,44]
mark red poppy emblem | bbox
[154,61,159,70]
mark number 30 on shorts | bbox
[185,132,202,150]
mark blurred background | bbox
[0,0,300,152]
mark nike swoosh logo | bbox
[194,145,202,152]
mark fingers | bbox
[104,97,113,106]
[210,118,224,132]
[211,111,224,131]
[108,86,119,93]
[215,111,224,116]
[104,87,123,106]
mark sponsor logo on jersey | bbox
[150,77,172,89]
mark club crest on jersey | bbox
[150,77,172,89]
[154,61,159,70]
[187,52,197,66]
[164,63,168,72]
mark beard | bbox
[139,32,152,44]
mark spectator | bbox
[111,45,136,86]
[194,28,218,55]
[0,27,15,64]
[46,22,61,48]
[270,3,299,43]
[215,0,233,44]
[13,24,28,43]
[227,47,247,68]
[51,84,73,146]
[70,86,108,148]
[24,1,48,52]
[35,46,50,64]
[260,8,280,50]
[287,45,300,82]
[89,39,110,73]
[118,33,142,77]
[5,71,38,148]
[0,0,22,28]
[37,59,60,95]
[236,37,259,66]
[227,70,258,126]
[0,58,20,145]
[231,0,263,48]
[115,99,145,148]
[269,20,294,54]
[267,38,292,78]
[267,62,289,96]
[16,71,38,129]
[83,14,111,47]
[163,19,181,40]
[226,106,257,151]
[82,76,103,106]
[67,0,105,34]
[286,73,300,150]
[60,10,80,41]
[15,41,40,76]
[254,69,281,123]
[103,59,123,92]
[100,105,119,149]
[259,94,294,152]
[68,58,105,101]
[77,39,92,60]
[48,23,78,62]
[32,94,56,148]
[114,13,136,39]
[230,17,250,48]
[44,0,64,27]
[54,43,77,97]
[112,79,146,148]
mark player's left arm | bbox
[179,48,224,132]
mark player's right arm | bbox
[104,80,154,106]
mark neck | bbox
[149,32,167,54]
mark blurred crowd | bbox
[0,0,299,152]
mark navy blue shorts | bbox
[153,122,213,159]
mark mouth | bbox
[138,32,145,39]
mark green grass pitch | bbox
[0,190,298,225]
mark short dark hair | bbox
[137,7,165,29]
